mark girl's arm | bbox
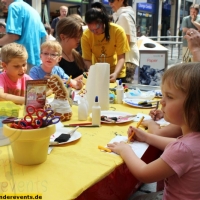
[107,143,175,183]
[0,88,25,104]
[142,120,182,137]
[107,126,177,183]
[129,126,176,151]
[110,54,125,83]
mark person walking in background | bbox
[182,4,200,62]
[109,0,139,83]
[167,27,171,39]
[51,5,68,38]
[44,24,56,41]
[0,0,47,73]
[56,16,88,80]
[81,2,129,83]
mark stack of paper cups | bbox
[86,63,110,112]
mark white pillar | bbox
[157,0,163,40]
[176,0,181,41]
[32,0,42,15]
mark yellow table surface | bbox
[0,102,152,200]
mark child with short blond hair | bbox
[29,40,82,89]
[0,43,32,104]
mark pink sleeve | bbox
[161,141,194,177]
[0,74,5,89]
[25,74,32,80]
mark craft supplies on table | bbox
[25,80,47,110]
[0,101,20,146]
[92,96,101,126]
[116,79,124,104]
[3,105,60,130]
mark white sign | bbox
[139,53,166,86]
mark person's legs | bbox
[131,191,163,200]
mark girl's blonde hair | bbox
[1,43,28,63]
[41,41,62,55]
[162,62,200,131]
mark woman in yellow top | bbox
[81,2,130,83]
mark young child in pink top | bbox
[0,43,32,104]
[108,62,200,199]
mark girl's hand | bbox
[142,119,156,127]
[141,120,160,134]
[110,73,117,83]
[107,142,131,155]
[149,109,163,121]
[71,79,83,90]
[128,126,147,143]
[76,80,83,90]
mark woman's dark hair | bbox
[85,2,110,41]
[122,0,129,6]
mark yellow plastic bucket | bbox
[3,124,56,165]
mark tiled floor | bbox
[127,183,157,200]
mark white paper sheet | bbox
[133,113,170,126]
[108,136,149,158]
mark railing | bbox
[138,36,183,64]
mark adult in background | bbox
[44,24,56,41]
[167,27,171,40]
[81,2,129,83]
[109,0,139,83]
[182,4,200,62]
[51,6,68,38]
[0,0,47,72]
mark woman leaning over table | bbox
[56,16,88,80]
[109,0,139,83]
[81,2,130,83]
